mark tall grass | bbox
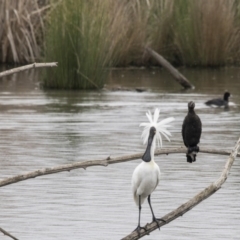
[44,0,115,89]
[44,0,176,88]
[145,0,175,63]
[105,0,149,66]
[173,0,240,66]
[0,0,48,63]
[2,0,240,88]
[44,0,153,88]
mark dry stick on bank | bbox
[0,227,19,240]
[0,147,239,188]
[145,47,194,89]
[122,137,240,240]
[0,62,58,78]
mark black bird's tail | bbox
[186,146,199,163]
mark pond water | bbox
[0,67,240,240]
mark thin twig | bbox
[29,4,51,17]
[122,137,240,239]
[0,62,58,78]
[0,227,19,240]
[0,147,238,188]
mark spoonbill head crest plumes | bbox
[182,101,202,163]
[131,108,174,235]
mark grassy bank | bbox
[1,0,240,89]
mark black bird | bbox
[205,92,230,108]
[182,101,202,163]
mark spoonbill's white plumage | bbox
[132,108,174,234]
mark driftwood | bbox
[0,62,58,78]
[122,137,240,239]
[0,227,19,240]
[0,147,239,188]
[145,47,194,89]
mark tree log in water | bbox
[0,62,58,78]
[145,47,194,89]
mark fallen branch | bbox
[0,147,239,188]
[0,227,19,240]
[0,62,58,78]
[145,47,194,89]
[122,137,240,240]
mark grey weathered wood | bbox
[0,62,58,78]
[0,227,19,240]
[0,147,238,188]
[122,137,240,240]
[146,47,194,89]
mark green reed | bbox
[3,0,239,89]
[44,0,113,89]
[172,0,240,66]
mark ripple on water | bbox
[0,69,240,239]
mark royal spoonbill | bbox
[132,108,174,234]
[182,101,202,163]
[205,91,230,108]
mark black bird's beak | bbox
[142,128,156,162]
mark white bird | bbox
[132,108,174,234]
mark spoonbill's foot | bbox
[133,225,147,236]
[152,217,166,230]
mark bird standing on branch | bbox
[132,108,174,235]
[182,101,202,163]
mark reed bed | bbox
[44,0,114,89]
[1,0,240,88]
[44,0,176,89]
[172,0,240,66]
[0,0,49,63]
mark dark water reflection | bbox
[0,68,240,240]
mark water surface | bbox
[0,67,240,239]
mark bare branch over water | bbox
[0,146,238,188]
[0,62,58,78]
